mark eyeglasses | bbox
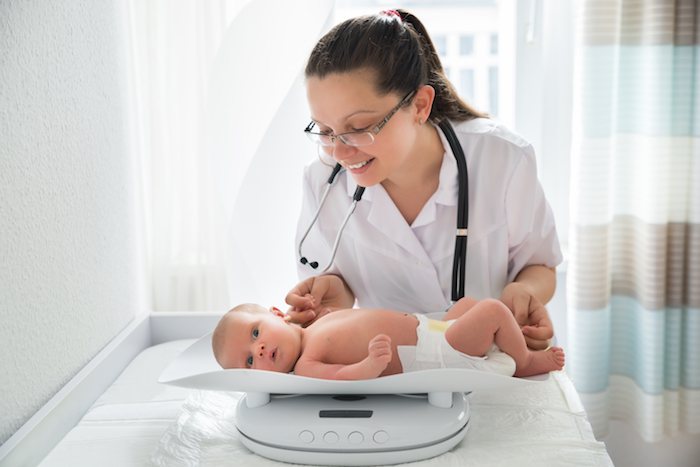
[304,91,415,147]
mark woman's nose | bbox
[332,139,356,160]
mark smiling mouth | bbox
[346,158,374,170]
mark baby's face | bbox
[221,310,301,373]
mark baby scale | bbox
[159,332,547,466]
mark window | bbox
[459,69,475,102]
[433,34,447,56]
[459,35,474,55]
[488,66,499,117]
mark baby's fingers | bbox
[371,334,391,343]
[368,335,392,355]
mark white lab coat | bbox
[295,118,562,315]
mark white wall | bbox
[0,1,145,445]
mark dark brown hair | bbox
[305,9,487,123]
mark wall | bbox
[0,1,144,445]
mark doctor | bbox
[285,9,562,350]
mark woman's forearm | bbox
[513,265,557,305]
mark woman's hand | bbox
[285,274,355,326]
[499,282,554,350]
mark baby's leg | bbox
[444,298,564,376]
[442,297,480,321]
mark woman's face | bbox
[305,71,418,188]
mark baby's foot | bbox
[514,346,565,377]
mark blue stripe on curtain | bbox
[609,297,666,395]
[570,303,700,395]
[577,45,698,138]
[568,306,611,393]
[683,308,700,389]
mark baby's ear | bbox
[269,306,292,322]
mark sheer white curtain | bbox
[125,0,333,311]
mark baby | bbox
[212,296,565,380]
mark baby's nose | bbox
[256,343,265,357]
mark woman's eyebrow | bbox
[310,109,380,126]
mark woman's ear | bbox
[412,85,435,124]
[269,306,292,322]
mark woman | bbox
[286,9,562,350]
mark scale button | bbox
[348,431,364,445]
[373,430,389,444]
[299,430,314,443]
[323,431,339,444]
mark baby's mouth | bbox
[270,349,277,362]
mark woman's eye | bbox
[252,328,259,339]
[246,356,253,367]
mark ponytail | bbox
[305,9,487,123]
[397,10,488,122]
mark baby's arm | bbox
[294,335,392,380]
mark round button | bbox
[348,431,364,445]
[373,430,389,444]
[323,431,339,444]
[299,430,314,443]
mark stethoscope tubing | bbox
[438,120,469,304]
[298,163,364,273]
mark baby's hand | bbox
[368,334,392,372]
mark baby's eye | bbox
[246,355,253,367]
[252,328,259,339]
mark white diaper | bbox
[397,314,516,376]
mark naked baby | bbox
[212,296,565,380]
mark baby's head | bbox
[212,303,303,373]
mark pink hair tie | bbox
[380,10,401,21]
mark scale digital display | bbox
[319,410,373,418]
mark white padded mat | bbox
[38,340,196,467]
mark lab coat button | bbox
[373,430,389,444]
[323,431,339,444]
[299,430,314,443]
[348,431,364,444]
[416,261,428,268]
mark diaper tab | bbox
[428,319,450,333]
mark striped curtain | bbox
[568,0,700,442]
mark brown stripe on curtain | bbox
[577,0,699,46]
[569,217,700,310]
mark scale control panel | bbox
[236,393,469,452]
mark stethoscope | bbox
[298,120,469,303]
